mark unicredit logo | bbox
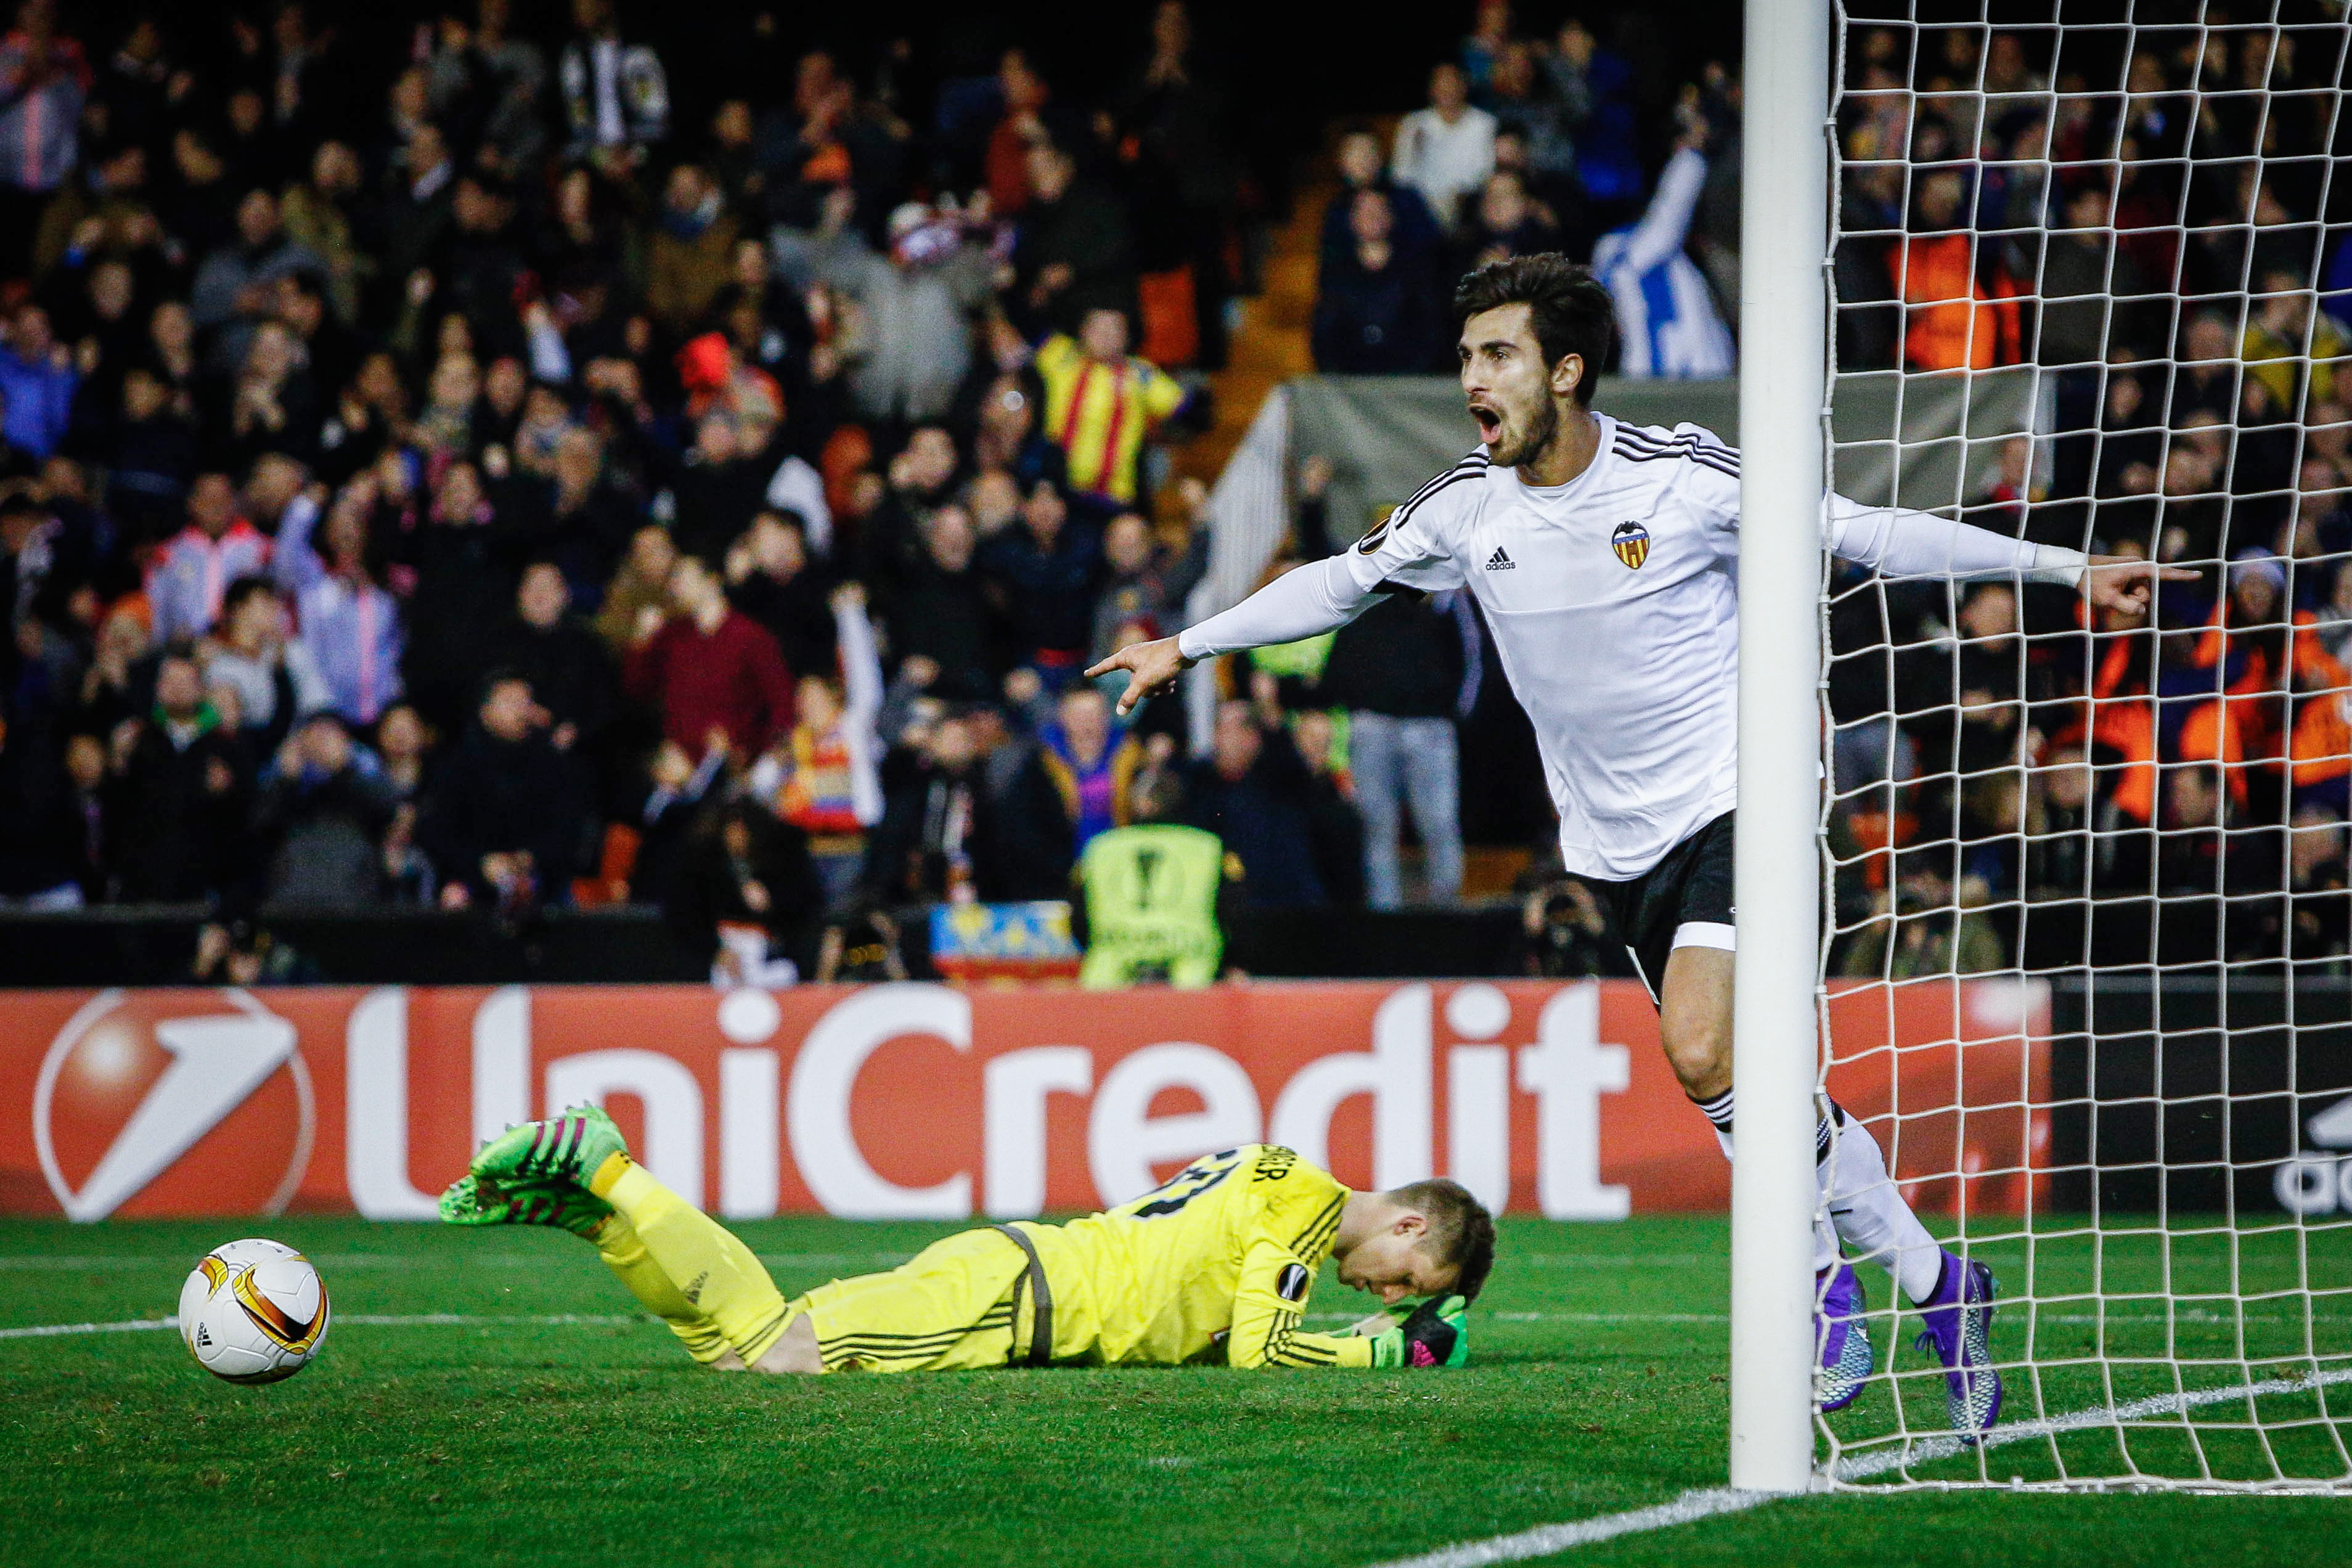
[33,989,315,1220]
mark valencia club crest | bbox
[1611,521,1650,570]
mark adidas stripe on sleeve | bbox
[1175,449,1486,662]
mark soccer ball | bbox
[176,1238,331,1384]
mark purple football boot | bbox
[1913,1249,2002,1439]
[1816,1260,1872,1412]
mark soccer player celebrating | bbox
[1090,255,2194,1435]
[441,1106,1492,1374]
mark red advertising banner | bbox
[1,979,2047,1222]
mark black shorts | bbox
[1572,812,1736,1007]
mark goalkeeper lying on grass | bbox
[441,1107,1492,1373]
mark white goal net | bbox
[1816,2,2352,1488]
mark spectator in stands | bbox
[1900,167,2021,371]
[106,647,254,902]
[727,510,835,684]
[645,163,737,336]
[880,505,997,701]
[982,478,1101,679]
[2038,184,2148,369]
[93,365,197,545]
[1013,142,1139,333]
[625,550,795,762]
[669,410,772,563]
[557,0,669,166]
[0,0,86,277]
[1090,494,1208,662]
[2246,272,2345,413]
[189,187,323,381]
[399,460,518,732]
[811,189,994,425]
[1593,102,1735,378]
[1039,685,1141,853]
[254,711,399,908]
[1182,696,1327,908]
[756,581,883,907]
[669,797,822,986]
[147,472,270,645]
[1319,588,1476,908]
[491,561,616,758]
[1288,704,1366,907]
[0,302,73,463]
[864,709,1040,904]
[1032,308,1186,507]
[1460,169,1562,270]
[277,478,404,727]
[1313,190,1445,375]
[0,703,89,906]
[200,575,324,754]
[1321,129,1441,275]
[1390,63,1495,233]
[593,522,677,654]
[419,670,590,912]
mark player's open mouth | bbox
[1470,406,1501,440]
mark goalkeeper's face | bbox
[1336,1220,1460,1307]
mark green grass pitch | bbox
[6,1215,2351,1567]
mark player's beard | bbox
[1488,393,1560,470]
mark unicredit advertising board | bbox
[4,980,2046,1222]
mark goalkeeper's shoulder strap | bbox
[994,1223,1054,1368]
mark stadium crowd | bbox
[0,0,1351,979]
[1306,7,2352,979]
[2,0,2348,986]
[1821,17,2352,976]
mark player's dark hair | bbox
[1452,255,1617,407]
[1389,1178,1497,1303]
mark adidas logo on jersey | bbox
[1485,547,1515,570]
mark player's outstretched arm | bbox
[1085,555,1382,717]
[1823,493,2195,611]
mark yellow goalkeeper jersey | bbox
[1011,1144,1375,1370]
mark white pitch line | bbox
[0,1313,640,1340]
[0,1317,177,1340]
[1831,1365,2352,1481]
[1362,1488,1778,1567]
[1366,1368,2352,1568]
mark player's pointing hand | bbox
[1085,635,1194,716]
[2080,555,2199,618]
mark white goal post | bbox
[1737,0,2352,1492]
[1730,0,1834,1497]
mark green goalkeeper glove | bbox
[1369,1294,1469,1368]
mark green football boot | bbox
[438,1173,613,1239]
[468,1104,631,1191]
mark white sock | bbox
[1691,1087,1735,1162]
[1819,1103,1946,1304]
[1692,1089,1843,1275]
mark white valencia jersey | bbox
[1177,414,2083,883]
[1346,417,1744,880]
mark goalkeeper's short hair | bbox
[1389,1178,1497,1304]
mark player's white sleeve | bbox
[1177,557,1381,661]
[1824,493,2088,586]
[1177,459,1475,661]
